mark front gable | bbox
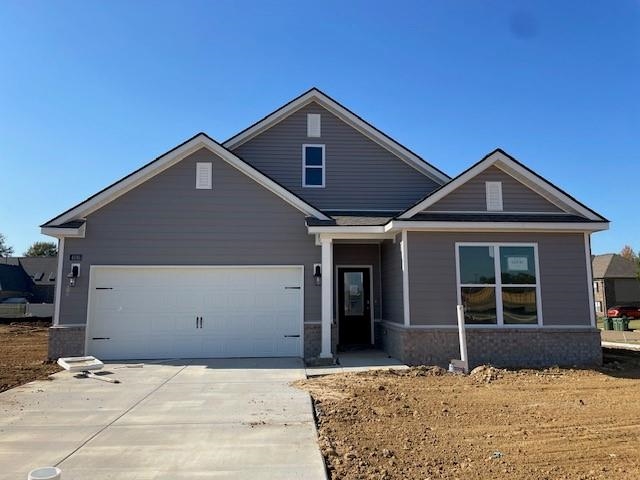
[424,165,564,213]
[399,149,608,222]
[41,133,328,233]
[231,101,442,211]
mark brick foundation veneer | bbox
[303,323,338,359]
[48,325,86,360]
[378,322,602,368]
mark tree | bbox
[620,244,638,261]
[0,233,13,258]
[24,241,58,257]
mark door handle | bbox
[196,316,199,329]
[200,317,203,329]
[284,334,300,338]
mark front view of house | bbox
[43,89,608,367]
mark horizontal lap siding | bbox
[408,232,590,326]
[233,102,440,211]
[426,166,562,212]
[60,148,320,326]
[381,239,404,324]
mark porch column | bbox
[320,237,333,358]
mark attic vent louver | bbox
[307,113,321,137]
[196,162,212,190]
[485,181,503,211]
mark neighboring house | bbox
[2,257,57,303]
[42,88,608,367]
[0,263,34,301]
[592,254,640,316]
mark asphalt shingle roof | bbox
[592,254,639,279]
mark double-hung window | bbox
[302,144,325,187]
[456,243,542,326]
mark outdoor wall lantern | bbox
[313,264,322,286]
[67,263,80,287]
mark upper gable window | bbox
[196,162,212,189]
[485,181,503,211]
[302,144,325,188]
[307,113,321,137]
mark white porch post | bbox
[320,236,333,358]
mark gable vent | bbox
[196,162,212,190]
[485,181,503,211]
[307,113,321,138]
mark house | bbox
[42,88,608,367]
[2,257,58,303]
[0,263,34,302]
[592,254,640,316]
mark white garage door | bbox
[86,266,303,360]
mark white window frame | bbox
[455,242,543,327]
[593,281,599,293]
[485,181,503,211]
[302,144,325,188]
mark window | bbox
[302,144,325,187]
[457,243,541,326]
[307,113,321,137]
[196,162,212,189]
[485,181,503,211]
[595,301,602,313]
[593,281,599,293]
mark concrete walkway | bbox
[0,358,326,480]
[306,349,408,377]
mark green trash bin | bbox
[612,317,628,331]
[603,317,613,331]
[621,317,630,331]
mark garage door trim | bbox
[84,264,305,359]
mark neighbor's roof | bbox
[0,263,34,293]
[3,257,58,285]
[592,254,639,279]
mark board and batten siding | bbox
[407,231,591,327]
[380,239,404,324]
[425,166,563,212]
[333,243,382,319]
[59,148,321,326]
[232,102,440,211]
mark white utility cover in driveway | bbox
[87,266,303,360]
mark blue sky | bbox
[0,1,638,255]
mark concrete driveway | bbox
[0,358,326,479]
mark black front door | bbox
[338,267,371,347]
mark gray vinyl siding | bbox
[333,243,382,319]
[59,147,321,326]
[232,102,440,211]
[425,166,563,212]
[407,231,591,327]
[381,239,404,324]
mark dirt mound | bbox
[298,353,640,479]
[0,324,61,393]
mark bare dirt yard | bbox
[0,322,61,393]
[298,350,640,480]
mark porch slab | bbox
[305,350,408,377]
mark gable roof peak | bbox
[398,148,608,222]
[222,88,450,184]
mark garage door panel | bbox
[87,266,302,360]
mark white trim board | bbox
[222,88,450,184]
[42,134,329,232]
[399,149,606,221]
